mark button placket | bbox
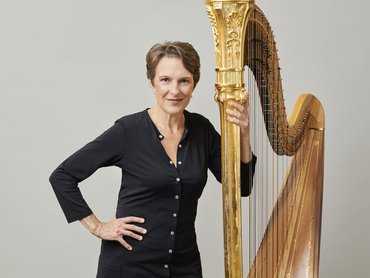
[166,139,185,265]
[168,166,181,264]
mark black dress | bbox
[49,109,256,278]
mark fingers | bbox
[121,216,145,224]
[228,101,246,112]
[119,224,147,242]
[226,108,242,119]
[118,217,147,236]
[116,216,148,250]
[227,115,244,126]
[226,101,249,116]
[226,101,249,129]
[122,223,147,235]
[97,216,148,250]
[117,237,132,251]
[121,228,144,241]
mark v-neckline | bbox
[145,109,188,169]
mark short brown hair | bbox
[146,41,201,87]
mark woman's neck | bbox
[148,107,185,133]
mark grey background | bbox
[1,0,369,277]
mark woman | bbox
[50,41,256,278]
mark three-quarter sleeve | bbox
[49,120,125,223]
[240,154,257,196]
[207,120,257,197]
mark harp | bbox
[205,1,325,277]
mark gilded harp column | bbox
[205,1,254,277]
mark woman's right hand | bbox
[80,214,147,250]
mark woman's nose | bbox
[169,81,181,95]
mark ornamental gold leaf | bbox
[226,11,242,30]
[206,6,220,49]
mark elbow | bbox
[49,166,62,187]
[49,168,56,182]
[49,167,63,195]
[49,166,68,190]
[49,169,57,187]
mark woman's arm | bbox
[226,100,252,163]
[49,121,125,223]
[226,98,257,196]
[49,120,147,250]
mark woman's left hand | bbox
[225,100,250,136]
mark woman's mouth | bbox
[167,98,183,103]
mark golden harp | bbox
[204,1,325,277]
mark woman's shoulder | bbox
[185,110,213,128]
[115,109,148,125]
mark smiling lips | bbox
[167,98,183,103]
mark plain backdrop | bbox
[1,0,369,277]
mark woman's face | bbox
[150,56,195,116]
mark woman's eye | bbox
[160,78,169,82]
[180,79,190,84]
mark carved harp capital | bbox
[206,0,254,102]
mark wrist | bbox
[240,126,250,136]
[80,214,102,237]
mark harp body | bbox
[205,1,325,277]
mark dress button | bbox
[159,134,163,139]
[173,213,177,217]
[178,161,182,165]
[164,264,169,269]
[176,177,180,182]
[178,144,182,148]
[170,231,175,235]
[169,161,173,164]
[169,249,173,254]
[175,195,179,199]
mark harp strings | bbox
[243,8,290,275]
